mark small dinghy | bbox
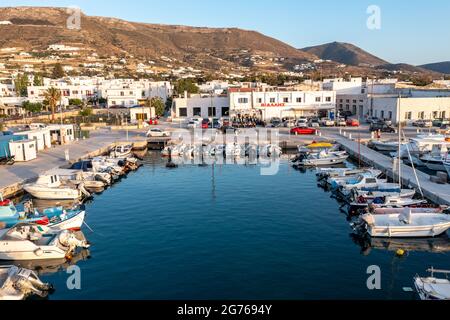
[354,210,450,238]
[295,150,348,167]
[329,170,383,189]
[0,224,90,261]
[110,144,133,158]
[371,140,406,152]
[0,265,52,300]
[414,268,450,300]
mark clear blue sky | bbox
[2,0,449,65]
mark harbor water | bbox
[6,151,450,300]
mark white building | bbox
[27,85,96,106]
[129,106,156,122]
[171,88,336,121]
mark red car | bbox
[290,127,317,135]
[346,118,360,127]
[201,119,210,129]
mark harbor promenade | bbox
[0,128,145,198]
[334,135,450,206]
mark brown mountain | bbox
[419,61,450,74]
[0,6,316,72]
[301,41,387,67]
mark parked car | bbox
[346,118,360,127]
[270,117,282,128]
[212,118,221,129]
[283,119,297,128]
[296,118,309,128]
[370,122,396,133]
[413,119,432,128]
[290,127,317,135]
[335,118,347,127]
[432,118,450,127]
[309,118,320,128]
[201,119,210,129]
[366,116,380,124]
[320,118,334,127]
[146,128,170,137]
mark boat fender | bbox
[396,249,406,257]
[34,248,43,257]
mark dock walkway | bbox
[0,129,144,198]
[335,136,450,205]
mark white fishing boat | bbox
[110,144,133,158]
[0,224,90,261]
[356,210,450,238]
[348,196,427,214]
[353,188,417,200]
[296,151,348,167]
[445,159,450,178]
[0,265,52,300]
[371,140,406,152]
[420,153,449,172]
[340,173,389,191]
[44,169,106,191]
[24,173,90,200]
[328,170,383,189]
[414,268,450,300]
[373,207,447,215]
[393,135,450,159]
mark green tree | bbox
[145,97,165,117]
[174,79,199,95]
[43,87,62,121]
[52,63,65,79]
[69,98,83,107]
[33,73,44,86]
[79,107,93,123]
[22,101,43,113]
[411,76,433,87]
[14,73,29,97]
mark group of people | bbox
[231,115,265,128]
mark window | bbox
[283,97,289,103]
[405,112,412,120]
[346,105,350,110]
[339,104,343,108]
[222,107,230,116]
[238,98,248,104]
[208,107,216,117]
[179,108,187,117]
[193,108,201,116]
[366,178,376,184]
[419,111,425,119]
[296,97,302,103]
[346,99,350,103]
[326,97,332,102]
[315,97,321,102]
[388,111,393,119]
[257,98,262,103]
[120,91,124,96]
[111,101,116,105]
[270,98,276,103]
[353,100,357,103]
[433,111,438,118]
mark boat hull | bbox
[24,186,81,200]
[368,222,450,238]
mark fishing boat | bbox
[371,140,407,152]
[393,135,450,159]
[0,224,90,261]
[328,170,383,189]
[298,142,337,153]
[110,144,133,158]
[0,198,86,232]
[24,173,90,200]
[414,268,450,300]
[316,168,376,180]
[445,159,450,178]
[0,265,52,300]
[69,161,113,185]
[355,210,450,238]
[420,153,449,172]
[373,207,447,215]
[44,169,106,192]
[295,151,348,167]
[348,196,427,215]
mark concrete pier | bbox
[0,129,144,198]
[337,136,450,205]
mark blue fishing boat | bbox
[0,197,86,232]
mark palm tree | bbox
[44,87,61,121]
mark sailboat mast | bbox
[398,93,402,188]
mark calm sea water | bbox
[10,152,450,299]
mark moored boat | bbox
[24,173,90,200]
[0,265,52,300]
[414,268,450,300]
